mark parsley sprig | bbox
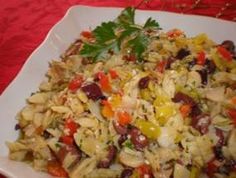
[80,7,160,62]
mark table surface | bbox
[0,0,236,177]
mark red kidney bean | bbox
[173,92,202,117]
[175,48,190,60]
[138,76,150,89]
[221,40,235,54]
[97,159,111,168]
[113,121,128,135]
[97,145,117,168]
[129,127,148,151]
[118,135,128,147]
[197,69,208,85]
[224,159,236,172]
[42,130,51,139]
[189,105,202,118]
[81,83,103,101]
[172,92,196,106]
[191,114,211,134]
[230,82,236,90]
[165,57,176,69]
[218,165,229,175]
[122,54,136,62]
[120,168,133,178]
[188,59,196,69]
[205,59,216,74]
[14,124,21,130]
[82,57,93,65]
[215,128,225,146]
[213,145,224,161]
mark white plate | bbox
[0,5,236,178]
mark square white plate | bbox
[0,5,236,178]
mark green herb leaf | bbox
[144,17,160,29]
[79,6,161,62]
[93,22,117,44]
[123,139,134,149]
[117,7,135,25]
[128,33,149,62]
[118,26,140,45]
[80,41,119,60]
[80,43,103,59]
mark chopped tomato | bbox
[80,31,93,39]
[217,46,232,62]
[64,118,78,136]
[109,69,119,79]
[156,60,167,73]
[179,104,192,118]
[206,158,221,177]
[227,108,236,126]
[60,136,74,145]
[137,164,153,178]
[68,75,83,92]
[47,160,68,177]
[167,29,183,38]
[196,51,206,65]
[97,72,112,92]
[117,111,132,126]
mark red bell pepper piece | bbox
[206,158,221,177]
[96,71,112,92]
[117,111,132,126]
[137,164,153,178]
[47,160,68,177]
[179,104,192,118]
[227,108,236,126]
[80,31,93,39]
[196,51,206,65]
[167,29,183,38]
[109,69,119,79]
[60,136,74,145]
[64,118,78,136]
[217,46,232,62]
[68,75,83,92]
[156,60,167,73]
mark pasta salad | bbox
[7,7,236,178]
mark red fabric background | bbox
[0,1,235,177]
